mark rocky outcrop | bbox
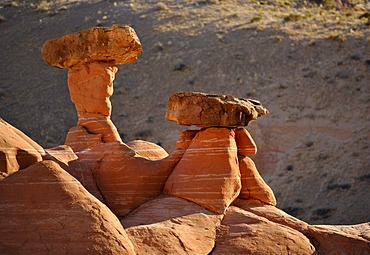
[239,156,277,205]
[164,92,275,213]
[122,196,222,255]
[42,25,143,151]
[234,127,257,156]
[234,199,370,255]
[0,160,135,255]
[307,225,370,255]
[64,125,103,152]
[43,145,105,202]
[165,92,269,127]
[127,140,169,160]
[0,118,44,178]
[80,142,184,217]
[41,25,142,69]
[212,206,317,255]
[164,127,241,214]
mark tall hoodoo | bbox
[164,92,276,213]
[41,25,142,152]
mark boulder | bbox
[176,130,199,150]
[121,196,222,255]
[164,127,241,214]
[127,140,169,160]
[66,159,106,202]
[238,155,276,205]
[315,223,370,241]
[165,92,269,127]
[43,145,104,202]
[307,225,370,255]
[234,199,370,254]
[44,145,78,165]
[41,25,142,69]
[233,198,309,233]
[64,125,103,153]
[212,206,317,255]
[82,142,184,216]
[0,119,44,176]
[234,127,257,156]
[0,160,135,255]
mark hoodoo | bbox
[0,25,368,255]
[42,25,142,151]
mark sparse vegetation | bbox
[284,13,305,22]
[37,0,51,12]
[3,1,19,8]
[250,15,263,23]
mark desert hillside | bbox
[0,0,369,225]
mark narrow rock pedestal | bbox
[164,92,276,213]
[164,127,241,214]
[41,25,142,152]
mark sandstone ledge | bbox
[41,25,142,69]
[165,92,269,127]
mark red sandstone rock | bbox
[77,116,122,143]
[176,129,199,150]
[234,127,257,156]
[42,25,142,147]
[165,92,269,127]
[67,61,122,143]
[127,140,168,160]
[41,25,142,69]
[2,119,44,154]
[234,199,370,254]
[233,198,309,233]
[164,127,241,214]
[64,125,103,152]
[68,61,117,117]
[212,206,317,255]
[316,223,370,241]
[0,119,44,176]
[81,142,185,216]
[66,160,106,202]
[307,225,370,255]
[121,196,222,255]
[43,145,104,202]
[0,160,135,255]
[44,145,78,164]
[238,155,276,205]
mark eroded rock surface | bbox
[41,25,142,69]
[42,25,143,151]
[166,92,269,127]
[164,127,241,214]
[64,125,103,152]
[127,140,169,160]
[81,142,184,217]
[122,196,222,255]
[212,206,317,255]
[0,160,135,255]
[239,156,276,205]
[0,119,44,177]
